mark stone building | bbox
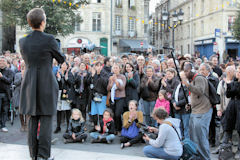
[151,0,239,61]
[16,0,150,56]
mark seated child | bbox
[63,108,87,143]
[90,108,115,144]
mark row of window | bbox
[75,13,137,33]
[92,0,136,9]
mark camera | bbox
[139,123,158,139]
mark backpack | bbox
[196,75,221,106]
[164,121,200,160]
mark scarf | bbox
[102,117,113,134]
[111,78,123,103]
[79,70,87,93]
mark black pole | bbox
[164,47,189,105]
[172,27,174,48]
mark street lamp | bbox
[161,9,184,49]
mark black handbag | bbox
[93,92,103,103]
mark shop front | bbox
[194,38,216,59]
[225,37,240,59]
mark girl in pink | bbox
[154,90,170,114]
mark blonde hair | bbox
[71,108,85,122]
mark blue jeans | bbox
[142,100,156,126]
[189,108,212,160]
[143,145,180,160]
[90,132,115,142]
[175,113,190,139]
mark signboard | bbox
[215,28,221,38]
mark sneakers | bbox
[1,127,8,132]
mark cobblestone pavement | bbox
[0,116,218,160]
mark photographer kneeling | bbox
[143,108,183,160]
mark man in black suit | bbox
[19,8,65,160]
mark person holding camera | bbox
[143,108,182,160]
[120,100,143,149]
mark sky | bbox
[149,0,159,14]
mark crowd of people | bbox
[1,48,240,160]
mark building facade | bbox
[16,0,150,56]
[151,0,240,61]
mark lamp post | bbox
[162,9,184,49]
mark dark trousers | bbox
[110,98,125,132]
[63,132,87,142]
[0,93,9,128]
[209,107,217,144]
[120,133,143,146]
[76,103,87,120]
[28,115,52,159]
[56,110,71,130]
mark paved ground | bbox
[0,116,218,160]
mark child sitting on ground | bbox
[90,108,115,144]
[63,108,87,143]
[154,90,170,114]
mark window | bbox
[144,24,148,33]
[97,0,101,3]
[115,15,121,31]
[188,44,190,54]
[128,0,135,9]
[116,0,122,8]
[92,12,101,32]
[128,17,135,32]
[181,45,183,54]
[75,13,81,32]
[201,20,204,35]
[201,0,204,14]
[228,16,235,32]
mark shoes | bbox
[64,139,74,144]
[1,127,8,132]
[120,143,125,149]
[36,156,54,160]
[53,127,61,134]
[107,140,112,144]
[235,150,240,159]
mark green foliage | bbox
[0,0,89,37]
[233,11,240,40]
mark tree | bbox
[233,11,240,40]
[0,0,89,37]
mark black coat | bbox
[171,85,191,114]
[213,66,222,77]
[125,71,140,103]
[74,72,90,105]
[88,70,109,96]
[57,71,74,101]
[98,119,115,135]
[208,73,219,89]
[0,67,14,101]
[67,119,85,136]
[19,31,65,116]
[222,79,240,132]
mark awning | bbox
[119,39,151,51]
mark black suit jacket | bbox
[19,30,65,116]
